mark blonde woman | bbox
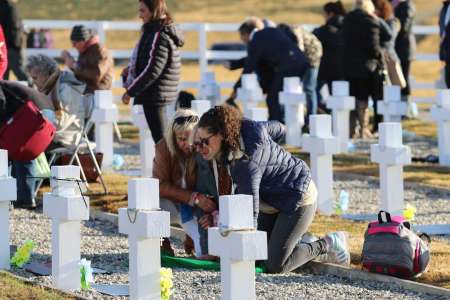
[153,109,217,256]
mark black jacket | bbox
[343,9,390,79]
[394,0,416,61]
[126,21,184,106]
[439,1,450,61]
[0,0,23,50]
[243,28,308,83]
[313,15,345,82]
[229,120,311,225]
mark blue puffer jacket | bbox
[229,120,312,224]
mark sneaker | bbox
[324,231,350,266]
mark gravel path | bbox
[8,208,445,300]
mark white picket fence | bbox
[23,20,440,102]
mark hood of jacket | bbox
[143,20,185,48]
[327,15,344,29]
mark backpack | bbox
[361,211,430,279]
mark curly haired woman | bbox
[196,105,350,273]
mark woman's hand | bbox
[121,92,131,105]
[196,194,217,213]
[121,66,129,77]
[199,214,213,230]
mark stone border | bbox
[0,270,89,300]
[91,208,450,297]
[305,261,450,297]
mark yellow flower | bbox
[403,204,416,221]
[11,240,35,268]
[160,267,173,300]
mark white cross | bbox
[431,90,450,166]
[132,105,155,177]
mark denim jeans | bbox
[303,67,319,122]
[11,160,36,206]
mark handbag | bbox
[384,52,407,88]
[0,100,56,161]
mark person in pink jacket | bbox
[0,25,7,79]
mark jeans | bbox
[303,68,319,125]
[142,104,168,143]
[258,181,327,273]
[11,160,36,207]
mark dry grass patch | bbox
[403,119,438,138]
[310,215,450,289]
[0,272,75,300]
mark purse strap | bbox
[378,211,392,224]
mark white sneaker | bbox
[324,231,350,266]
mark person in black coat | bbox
[0,0,30,83]
[122,0,184,143]
[343,0,391,138]
[195,105,350,273]
[391,0,416,101]
[313,1,346,113]
[237,18,309,122]
[439,1,450,87]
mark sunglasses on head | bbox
[173,115,199,125]
[193,134,215,148]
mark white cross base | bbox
[279,91,306,147]
[132,106,155,177]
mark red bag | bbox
[0,101,55,161]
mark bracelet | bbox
[189,192,199,207]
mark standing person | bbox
[61,25,114,117]
[122,0,184,143]
[278,23,323,121]
[196,106,350,273]
[391,0,415,102]
[439,1,450,88]
[0,0,30,83]
[237,18,309,123]
[313,1,347,113]
[343,0,391,138]
[0,25,7,79]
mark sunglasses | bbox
[193,134,215,148]
[173,115,199,125]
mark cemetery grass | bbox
[289,149,450,189]
[0,272,75,300]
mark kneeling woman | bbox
[196,106,349,273]
[153,109,217,256]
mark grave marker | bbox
[377,86,408,122]
[199,72,221,106]
[191,100,211,118]
[431,90,450,166]
[132,105,155,177]
[237,74,267,121]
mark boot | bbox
[358,107,373,139]
[161,237,175,257]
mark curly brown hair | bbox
[198,105,243,156]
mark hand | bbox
[196,194,217,213]
[199,214,213,230]
[122,92,131,105]
[121,66,130,77]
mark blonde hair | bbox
[164,109,199,158]
[354,0,375,14]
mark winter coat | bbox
[0,25,7,79]
[47,71,86,147]
[0,80,52,124]
[394,0,416,61]
[313,15,345,81]
[153,139,196,204]
[228,120,312,224]
[343,9,391,79]
[124,20,184,107]
[72,41,114,94]
[439,0,450,61]
[380,17,400,61]
[0,0,23,50]
[243,27,309,80]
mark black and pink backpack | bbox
[361,211,430,279]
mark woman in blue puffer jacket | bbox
[196,105,349,273]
